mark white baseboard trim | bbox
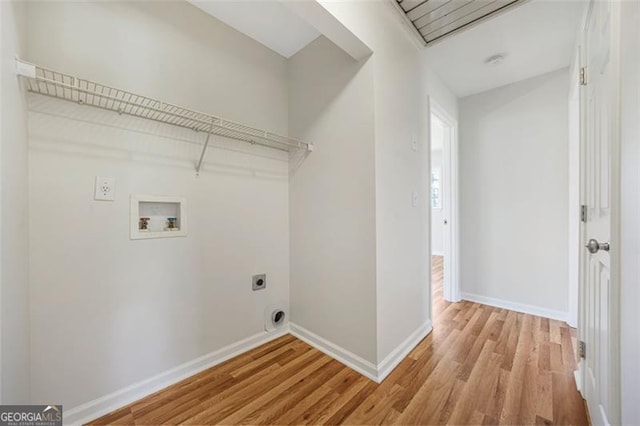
[598,404,611,426]
[66,321,434,424]
[290,322,433,383]
[289,323,379,382]
[462,292,568,322]
[431,251,444,256]
[573,360,584,399]
[64,327,290,425]
[377,321,432,382]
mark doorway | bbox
[429,98,460,321]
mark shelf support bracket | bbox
[15,58,36,78]
[195,121,215,176]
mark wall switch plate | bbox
[252,274,266,291]
[94,176,116,201]
[411,136,418,151]
[412,191,418,207]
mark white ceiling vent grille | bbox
[395,0,527,45]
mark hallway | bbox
[426,254,588,424]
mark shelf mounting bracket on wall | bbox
[195,119,215,176]
[15,59,314,176]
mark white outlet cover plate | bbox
[411,137,418,151]
[94,176,116,201]
[411,191,418,207]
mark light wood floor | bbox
[90,255,588,425]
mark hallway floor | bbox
[89,256,588,425]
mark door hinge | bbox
[579,340,586,359]
[580,67,588,85]
[581,204,587,222]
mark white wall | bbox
[459,68,569,317]
[22,0,461,406]
[313,1,458,363]
[0,0,30,403]
[620,0,640,422]
[288,36,378,362]
[431,149,444,255]
[26,1,290,410]
[423,65,459,123]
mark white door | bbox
[580,0,620,424]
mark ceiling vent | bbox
[394,0,527,46]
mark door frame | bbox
[567,47,580,330]
[428,97,460,303]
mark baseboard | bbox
[431,250,444,256]
[289,323,379,382]
[574,366,583,395]
[66,321,432,423]
[64,327,290,425]
[598,404,610,426]
[462,292,568,322]
[290,322,432,383]
[573,370,584,392]
[377,321,432,382]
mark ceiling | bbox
[423,0,585,97]
[396,0,526,45]
[188,1,320,58]
[189,0,584,98]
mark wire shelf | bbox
[16,59,313,174]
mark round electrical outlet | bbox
[252,274,266,291]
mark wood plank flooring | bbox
[89,255,588,425]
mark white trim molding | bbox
[429,97,461,304]
[290,322,432,383]
[64,328,290,426]
[289,323,378,382]
[598,404,611,426]
[66,322,434,424]
[575,364,584,396]
[377,321,432,382]
[462,292,569,323]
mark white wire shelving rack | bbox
[15,59,313,174]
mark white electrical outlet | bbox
[94,176,116,201]
[411,136,418,151]
[412,191,418,207]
